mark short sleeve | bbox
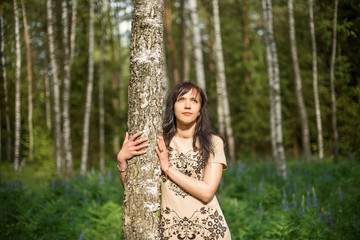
[208,135,227,170]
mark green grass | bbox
[1,159,359,239]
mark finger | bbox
[133,138,148,146]
[133,150,146,156]
[155,146,161,157]
[133,144,149,151]
[159,137,166,151]
[124,132,129,143]
[129,131,143,142]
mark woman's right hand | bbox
[117,132,149,164]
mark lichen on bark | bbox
[122,0,164,239]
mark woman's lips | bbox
[183,112,192,116]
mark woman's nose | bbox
[184,100,191,108]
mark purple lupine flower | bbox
[328,210,334,229]
[220,177,224,189]
[283,198,289,212]
[248,182,254,194]
[321,208,326,222]
[97,194,101,205]
[82,192,87,204]
[78,230,85,240]
[99,174,105,185]
[293,184,298,199]
[53,178,59,189]
[62,178,67,186]
[258,182,263,195]
[267,165,271,175]
[283,189,287,199]
[291,193,297,210]
[338,188,343,200]
[257,203,262,221]
[299,195,305,218]
[312,187,318,208]
[107,171,113,181]
[306,190,311,210]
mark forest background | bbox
[1,0,360,239]
[1,0,359,172]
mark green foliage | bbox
[1,160,360,239]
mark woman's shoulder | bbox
[210,134,225,147]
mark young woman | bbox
[117,82,231,239]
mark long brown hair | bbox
[163,82,219,167]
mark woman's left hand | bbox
[155,136,170,172]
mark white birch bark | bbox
[69,0,77,66]
[99,2,105,173]
[47,0,62,171]
[21,0,33,165]
[122,0,164,238]
[62,0,73,175]
[262,0,286,179]
[80,0,95,175]
[309,0,324,160]
[288,0,311,161]
[189,0,206,92]
[212,0,235,164]
[13,0,21,172]
[330,0,339,162]
[163,46,169,114]
[44,57,52,130]
[1,15,12,164]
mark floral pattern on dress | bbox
[159,206,228,240]
[161,147,204,198]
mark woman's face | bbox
[174,88,201,127]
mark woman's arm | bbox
[117,132,148,187]
[155,136,223,203]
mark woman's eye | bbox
[192,99,198,103]
[177,97,184,101]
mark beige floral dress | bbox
[159,135,231,240]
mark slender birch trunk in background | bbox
[47,0,62,172]
[99,3,105,174]
[62,0,73,175]
[1,15,12,164]
[288,0,311,161]
[44,55,52,130]
[165,0,180,85]
[163,47,170,113]
[69,0,77,66]
[212,0,235,164]
[242,0,250,84]
[80,0,95,175]
[189,0,207,92]
[122,0,164,238]
[13,0,21,172]
[330,0,339,163]
[180,0,189,82]
[21,0,33,165]
[309,0,324,160]
[262,0,287,179]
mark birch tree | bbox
[262,0,286,179]
[288,0,311,161]
[189,0,206,92]
[21,0,34,165]
[212,0,235,164]
[99,1,105,174]
[309,0,324,160]
[13,0,21,172]
[47,0,62,172]
[122,0,164,238]
[80,0,95,175]
[180,0,189,82]
[62,0,73,175]
[44,55,52,130]
[330,0,339,163]
[1,15,12,164]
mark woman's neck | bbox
[176,123,196,139]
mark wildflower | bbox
[248,182,254,194]
[291,193,297,210]
[267,165,271,175]
[282,198,289,212]
[99,174,105,185]
[312,187,318,208]
[82,192,87,204]
[283,188,287,199]
[328,210,334,229]
[338,188,343,200]
[258,181,263,195]
[257,203,262,221]
[97,194,101,205]
[293,184,298,199]
[220,177,224,188]
[321,208,326,222]
[299,195,305,218]
[53,178,59,189]
[78,230,85,240]
[107,171,113,181]
[306,190,311,210]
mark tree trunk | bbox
[309,0,324,160]
[69,0,77,66]
[262,0,286,179]
[288,0,311,161]
[330,0,339,163]
[20,0,33,164]
[80,0,95,176]
[99,2,105,174]
[122,1,164,238]
[163,46,170,113]
[180,0,189,82]
[13,0,21,172]
[212,0,235,164]
[242,0,250,84]
[47,0,62,172]
[0,15,12,164]
[44,55,52,131]
[164,0,180,85]
[189,0,206,92]
[62,0,73,176]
